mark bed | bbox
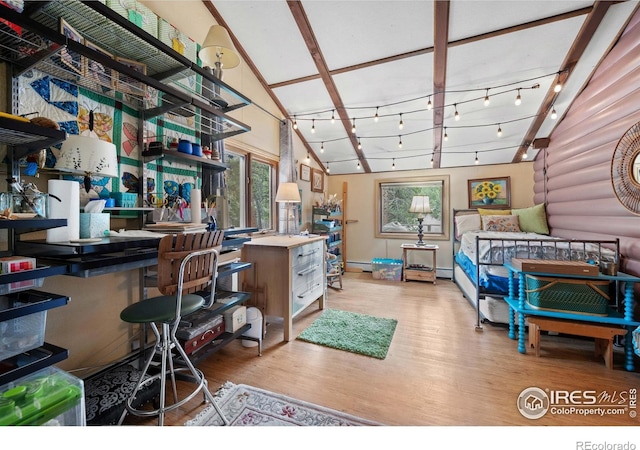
[451,207,619,329]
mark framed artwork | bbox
[59,18,83,75]
[468,176,511,208]
[311,168,324,193]
[83,40,115,89]
[300,164,311,182]
[115,56,147,96]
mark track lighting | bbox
[484,89,490,106]
[551,107,557,120]
[374,107,379,122]
[497,124,502,137]
[515,89,521,106]
[311,119,315,134]
[399,113,404,130]
[454,104,460,121]
[475,152,479,164]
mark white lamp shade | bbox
[275,182,301,203]
[54,135,119,178]
[199,25,240,69]
[409,195,431,215]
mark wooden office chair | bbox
[118,231,226,426]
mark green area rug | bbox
[297,309,397,359]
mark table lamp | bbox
[54,134,119,193]
[275,182,301,236]
[409,195,431,246]
[199,24,240,79]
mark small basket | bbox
[525,274,610,316]
[111,193,137,208]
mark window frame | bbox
[374,175,450,241]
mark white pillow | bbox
[481,215,521,232]
[455,214,481,240]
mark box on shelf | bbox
[372,258,403,281]
[0,306,45,361]
[79,213,110,239]
[524,274,611,316]
[223,305,247,333]
[0,255,36,274]
[0,366,85,426]
[111,192,137,208]
[106,0,158,38]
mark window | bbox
[218,149,277,231]
[375,176,450,240]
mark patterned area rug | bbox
[185,382,380,426]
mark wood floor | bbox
[123,272,640,427]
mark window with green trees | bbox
[376,176,449,240]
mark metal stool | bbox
[118,231,228,426]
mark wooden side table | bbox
[401,244,438,283]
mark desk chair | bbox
[118,231,227,426]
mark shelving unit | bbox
[312,207,343,268]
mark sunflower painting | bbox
[468,177,511,209]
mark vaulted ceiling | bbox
[201,1,638,175]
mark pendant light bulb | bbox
[484,89,490,106]
[399,113,404,130]
[311,119,315,134]
[326,162,330,173]
[374,107,379,123]
[356,161,361,170]
[398,136,402,149]
[427,96,432,110]
[392,158,396,170]
[554,82,562,93]
[305,153,310,163]
[454,104,460,121]
[358,139,362,150]
[475,152,479,165]
[320,142,324,153]
[515,89,522,106]
[522,150,528,160]
[444,127,448,142]
[430,156,434,167]
[293,116,297,130]
[351,118,356,134]
[551,107,557,120]
[331,110,335,124]
[497,124,502,137]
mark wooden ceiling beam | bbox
[431,0,450,169]
[287,0,371,173]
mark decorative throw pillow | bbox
[481,215,521,232]
[512,203,550,235]
[454,214,481,240]
[477,207,511,216]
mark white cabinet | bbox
[241,235,326,342]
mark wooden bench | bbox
[527,316,627,369]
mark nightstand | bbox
[401,244,438,284]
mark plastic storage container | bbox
[0,366,85,426]
[372,258,403,281]
[0,294,46,361]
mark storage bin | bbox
[372,258,403,281]
[0,366,85,426]
[111,192,137,208]
[0,296,45,360]
[524,274,610,316]
[223,305,247,333]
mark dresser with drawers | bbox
[241,235,327,341]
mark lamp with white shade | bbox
[275,182,301,236]
[54,134,119,193]
[199,25,240,79]
[409,195,431,246]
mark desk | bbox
[504,263,640,371]
[401,244,438,283]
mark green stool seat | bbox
[121,294,204,323]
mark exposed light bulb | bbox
[522,150,528,160]
[293,116,297,130]
[551,107,557,120]
[358,139,362,150]
[444,127,448,141]
[484,89,490,106]
[398,136,402,149]
[427,96,432,110]
[305,153,310,163]
[497,124,502,137]
[515,89,522,106]
[399,113,404,130]
[392,159,396,170]
[320,142,324,153]
[475,152,479,164]
[351,118,356,134]
[326,163,330,173]
[374,107,379,123]
[454,104,460,121]
[311,119,315,134]
[356,161,361,169]
[554,82,562,93]
[430,156,434,167]
[331,110,335,124]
